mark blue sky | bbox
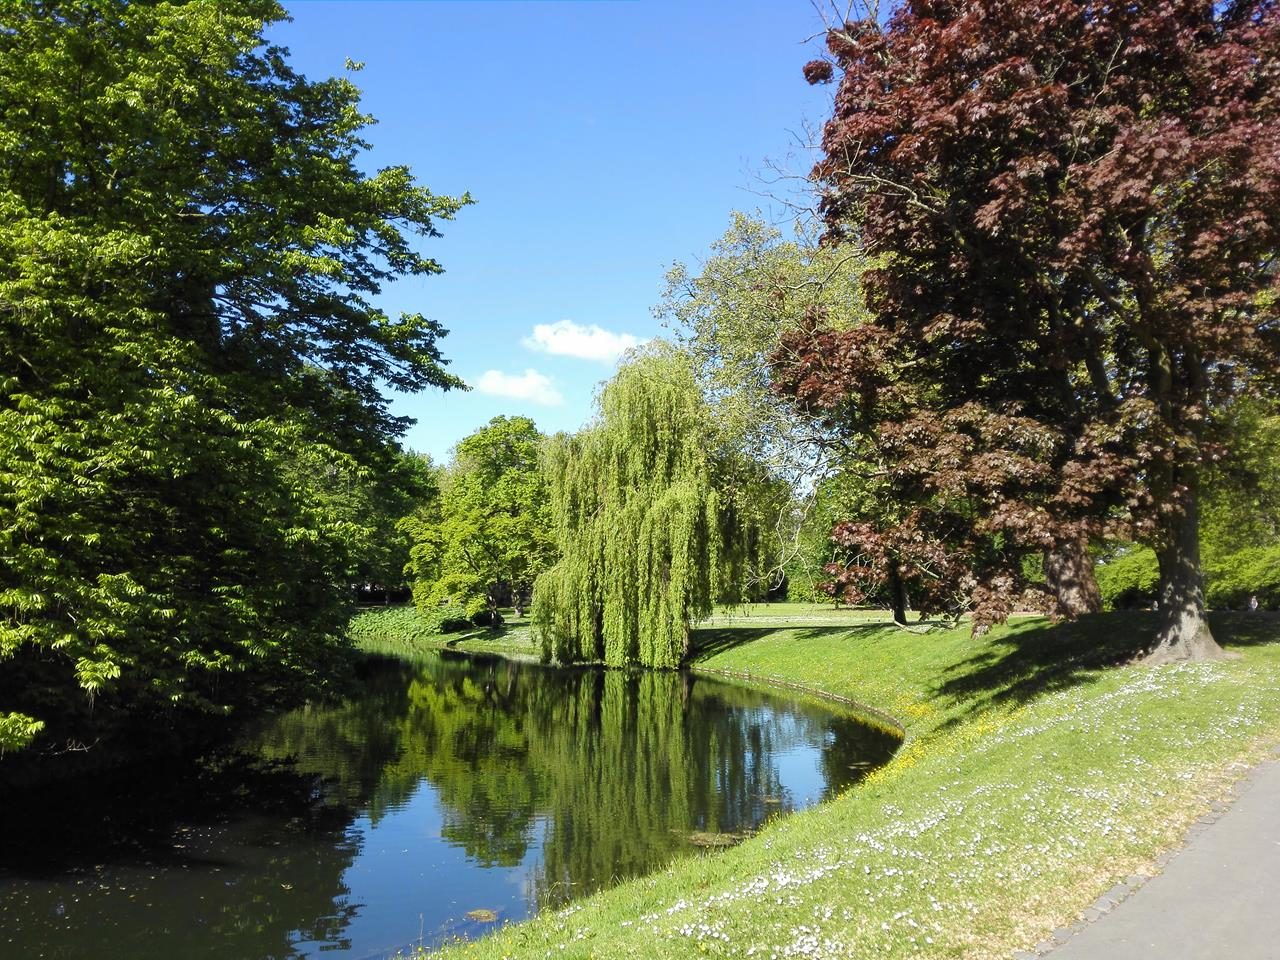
[272,1,834,463]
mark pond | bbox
[0,651,899,959]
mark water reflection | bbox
[0,653,898,959]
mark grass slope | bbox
[359,605,1280,960]
[349,604,540,660]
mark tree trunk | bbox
[888,566,908,625]
[1145,491,1229,664]
[1044,537,1101,618]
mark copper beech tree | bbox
[777,1,1280,660]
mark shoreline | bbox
[350,605,1280,960]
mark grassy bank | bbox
[355,605,1280,960]
[349,604,541,660]
[348,603,901,663]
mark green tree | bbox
[1201,400,1280,561]
[656,212,873,485]
[0,1,468,757]
[1095,546,1161,611]
[285,444,438,600]
[532,345,767,668]
[403,417,554,621]
[1097,398,1280,611]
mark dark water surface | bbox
[0,652,898,959]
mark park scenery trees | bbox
[1,0,1276,781]
[783,0,1280,660]
[532,345,775,668]
[657,212,873,487]
[0,1,467,757]
[401,417,556,624]
[7,2,1280,958]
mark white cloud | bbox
[473,368,564,406]
[522,319,641,363]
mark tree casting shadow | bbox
[689,612,1277,733]
[931,611,1275,729]
[688,623,903,663]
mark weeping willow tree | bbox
[533,346,770,668]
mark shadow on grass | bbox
[689,623,899,663]
[930,610,1278,729]
[690,612,1280,731]
[443,627,499,648]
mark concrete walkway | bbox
[1038,748,1280,959]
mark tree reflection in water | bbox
[258,654,898,915]
[0,653,897,960]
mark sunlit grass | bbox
[366,608,1280,960]
[350,605,541,660]
[703,601,894,624]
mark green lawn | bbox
[349,604,541,660]
[350,603,907,663]
[353,605,1280,960]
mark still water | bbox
[0,652,898,959]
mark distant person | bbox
[1250,595,1260,612]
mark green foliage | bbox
[1098,538,1280,613]
[345,605,471,659]
[783,570,827,605]
[532,346,766,668]
[1092,399,1280,612]
[402,417,555,618]
[284,446,438,593]
[1090,399,1280,611]
[782,470,887,604]
[0,712,44,755]
[1205,546,1280,610]
[657,213,873,480]
[1199,399,1280,609]
[1095,547,1161,611]
[1203,380,1280,538]
[0,1,468,758]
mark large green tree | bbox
[402,416,555,621]
[656,212,873,486]
[0,1,468,757]
[286,444,438,600]
[533,345,769,668]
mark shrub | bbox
[1205,545,1280,610]
[1095,546,1160,611]
[423,604,472,634]
[346,605,471,652]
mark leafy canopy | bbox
[533,345,768,668]
[402,416,555,620]
[657,212,874,484]
[0,0,468,756]
[783,0,1280,654]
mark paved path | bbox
[1043,750,1280,960]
